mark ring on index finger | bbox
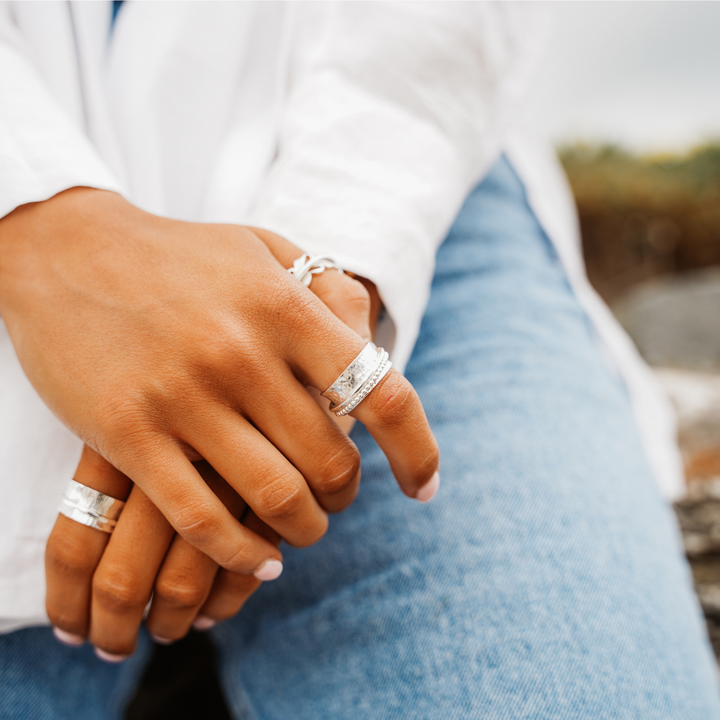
[288,254,343,287]
[322,342,392,417]
[58,479,126,534]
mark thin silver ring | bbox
[58,479,126,534]
[288,254,343,287]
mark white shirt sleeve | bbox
[250,2,546,371]
[0,5,122,220]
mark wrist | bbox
[0,187,132,312]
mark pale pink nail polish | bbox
[150,633,174,645]
[416,471,440,503]
[53,627,84,647]
[192,615,216,631]
[253,559,283,582]
[94,647,128,663]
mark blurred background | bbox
[528,2,720,661]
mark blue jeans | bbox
[2,157,719,719]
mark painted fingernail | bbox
[94,647,128,663]
[416,471,440,503]
[150,634,174,645]
[192,615,216,632]
[53,627,84,647]
[253,559,283,582]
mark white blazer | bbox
[0,1,682,631]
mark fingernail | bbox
[94,647,128,663]
[192,615,216,632]
[53,627,84,647]
[150,633,174,645]
[253,559,283,582]
[416,471,440,503]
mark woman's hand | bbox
[46,248,383,659]
[1,188,440,578]
[47,447,280,660]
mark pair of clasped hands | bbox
[0,188,440,662]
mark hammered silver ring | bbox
[322,342,393,416]
[58,479,126,534]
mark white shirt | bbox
[0,1,683,632]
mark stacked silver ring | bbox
[322,342,392,417]
[288,254,343,287]
[58,479,126,534]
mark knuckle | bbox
[46,535,98,578]
[365,371,415,431]
[254,475,304,520]
[217,537,258,572]
[93,572,147,614]
[197,324,248,378]
[340,278,371,311]
[93,392,147,442]
[171,502,220,546]
[316,443,361,494]
[155,576,207,611]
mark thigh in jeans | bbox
[209,157,720,719]
[0,626,149,719]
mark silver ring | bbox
[288,254,343,287]
[58,479,126,534]
[322,342,393,416]
[334,350,392,417]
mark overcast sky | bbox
[526,2,720,152]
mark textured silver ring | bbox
[288,254,343,287]
[334,351,392,417]
[322,343,382,407]
[322,342,392,416]
[58,479,126,534]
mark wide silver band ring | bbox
[322,342,393,417]
[58,479,126,534]
[288,254,343,287]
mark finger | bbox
[46,446,131,645]
[89,485,175,660]
[310,271,372,342]
[286,300,440,501]
[247,363,362,514]
[145,537,218,644]
[250,227,372,437]
[351,369,440,501]
[145,464,246,643]
[238,227,440,501]
[175,406,330,546]
[197,509,282,627]
[121,438,283,574]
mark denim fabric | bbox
[1,157,719,718]
[0,627,149,719]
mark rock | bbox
[613,269,720,371]
[655,369,720,501]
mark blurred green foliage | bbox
[560,143,720,301]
